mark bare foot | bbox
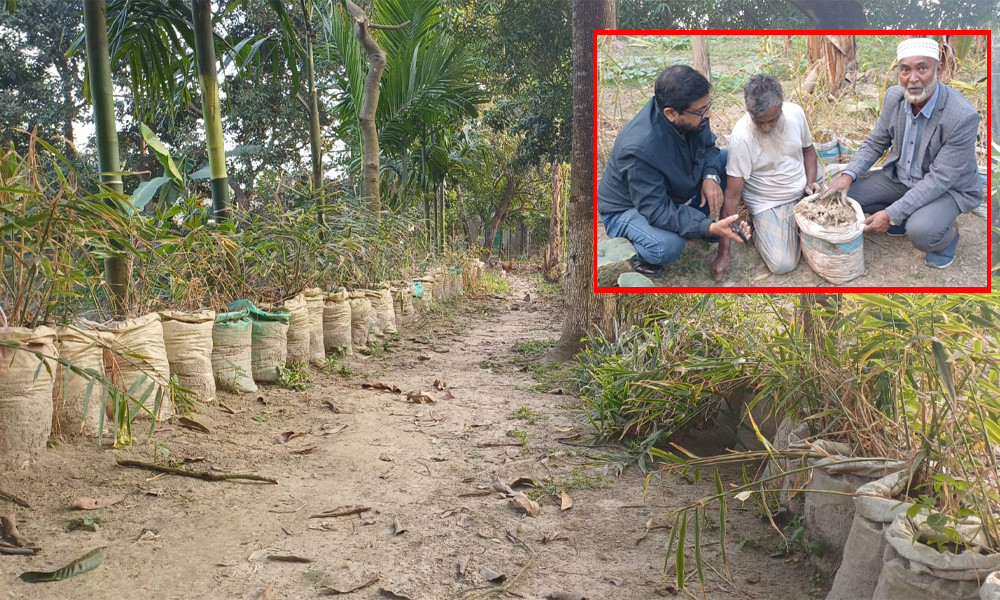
[711,252,731,281]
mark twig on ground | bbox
[0,488,30,508]
[116,460,277,484]
[463,538,537,599]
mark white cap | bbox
[897,38,939,61]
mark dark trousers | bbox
[850,169,960,253]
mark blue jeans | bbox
[602,149,728,266]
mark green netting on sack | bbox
[224,301,289,382]
[226,300,291,324]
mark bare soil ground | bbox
[1,274,822,599]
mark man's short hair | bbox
[744,74,784,118]
[654,65,711,113]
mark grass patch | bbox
[319,355,352,377]
[528,469,614,501]
[512,338,555,359]
[511,406,546,424]
[538,280,562,295]
[481,273,512,295]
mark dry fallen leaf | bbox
[491,478,515,497]
[561,490,574,511]
[361,381,401,394]
[510,477,535,489]
[290,446,318,455]
[379,587,415,600]
[136,529,159,542]
[321,423,349,436]
[320,573,379,595]
[323,400,342,413]
[406,390,435,404]
[509,492,541,517]
[479,567,507,583]
[442,390,456,400]
[267,553,312,563]
[256,582,275,600]
[72,494,126,510]
[219,402,238,415]
[276,431,306,444]
[310,505,373,519]
[542,531,568,544]
[378,453,394,462]
[456,515,476,529]
[392,517,407,537]
[177,416,212,434]
[457,555,471,578]
[547,593,588,600]
[433,379,446,390]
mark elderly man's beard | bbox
[903,73,938,105]
[750,114,786,158]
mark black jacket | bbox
[597,98,721,238]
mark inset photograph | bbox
[594,33,993,291]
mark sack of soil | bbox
[374,284,397,335]
[363,290,385,339]
[793,193,865,284]
[417,277,435,309]
[348,291,374,352]
[303,288,326,365]
[0,326,57,471]
[827,471,912,600]
[873,513,1000,600]
[53,325,113,439]
[272,293,309,366]
[86,313,173,421]
[391,284,415,326]
[159,309,216,403]
[980,572,1000,600]
[322,290,353,355]
[227,300,290,383]
[212,309,257,393]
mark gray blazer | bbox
[845,83,981,222]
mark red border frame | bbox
[593,30,992,293]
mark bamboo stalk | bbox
[191,0,230,222]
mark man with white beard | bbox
[821,37,982,269]
[712,74,819,279]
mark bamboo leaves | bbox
[19,547,105,583]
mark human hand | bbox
[819,174,852,203]
[709,214,752,244]
[863,210,891,233]
[804,182,823,196]
[700,178,724,216]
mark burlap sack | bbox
[874,513,1000,600]
[212,310,257,393]
[348,291,374,352]
[303,288,326,365]
[374,284,397,335]
[89,313,173,421]
[323,290,353,355]
[277,293,309,366]
[0,326,57,471]
[828,471,912,600]
[159,310,216,403]
[53,325,111,438]
[363,290,385,338]
[417,277,435,310]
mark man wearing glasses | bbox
[597,65,752,278]
[821,37,982,269]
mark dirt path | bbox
[1,275,820,599]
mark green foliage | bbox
[480,273,512,295]
[511,406,545,425]
[275,362,313,391]
[511,339,555,359]
[506,428,529,445]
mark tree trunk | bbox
[691,36,711,85]
[482,176,515,259]
[83,0,128,315]
[804,35,856,96]
[53,54,77,157]
[343,0,385,215]
[191,0,230,222]
[551,0,616,361]
[302,0,325,228]
[544,160,563,280]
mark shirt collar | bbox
[910,83,940,119]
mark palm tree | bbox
[318,0,482,214]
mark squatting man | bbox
[820,37,982,269]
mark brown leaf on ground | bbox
[509,492,541,517]
[442,390,455,400]
[510,477,535,489]
[379,453,394,462]
[178,416,212,434]
[136,529,159,542]
[361,381,401,394]
[392,517,407,536]
[72,494,126,510]
[406,390,435,404]
[548,593,587,600]
[290,446,318,455]
[321,424,348,436]
[433,379,446,390]
[320,573,379,595]
[267,553,312,563]
[491,478,515,496]
[457,555,471,578]
[323,400,342,413]
[276,431,307,444]
[380,587,415,599]
[561,490,574,511]
[219,402,238,415]
[479,567,507,583]
[542,531,568,544]
[256,582,275,600]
